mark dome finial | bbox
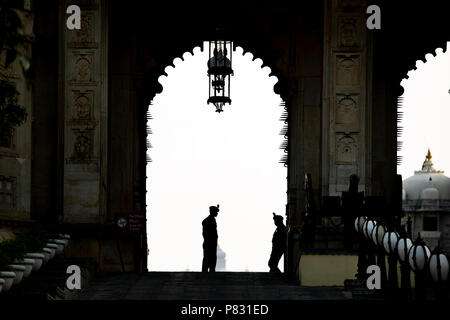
[414,148,444,174]
[421,148,435,172]
[426,148,432,161]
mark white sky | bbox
[146,43,286,272]
[398,42,450,178]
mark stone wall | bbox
[0,7,34,222]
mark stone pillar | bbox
[286,82,304,275]
[322,0,372,197]
[59,0,108,223]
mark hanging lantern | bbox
[207,40,233,113]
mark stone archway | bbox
[56,0,360,274]
[48,0,450,275]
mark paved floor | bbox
[75,272,351,300]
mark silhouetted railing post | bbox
[356,231,368,280]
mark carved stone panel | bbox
[338,16,361,48]
[69,52,97,85]
[336,55,360,86]
[335,93,359,129]
[71,90,94,121]
[336,134,358,163]
[67,129,96,164]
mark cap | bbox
[210,205,219,213]
[273,212,283,221]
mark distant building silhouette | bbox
[402,149,450,252]
[216,244,226,271]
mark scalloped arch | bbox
[139,41,287,106]
[399,44,448,94]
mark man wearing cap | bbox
[202,205,220,272]
[268,212,287,273]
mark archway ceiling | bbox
[376,1,450,86]
[119,1,319,104]
[114,1,450,103]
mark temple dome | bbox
[402,149,450,201]
[421,187,439,200]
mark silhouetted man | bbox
[268,212,286,273]
[202,205,220,272]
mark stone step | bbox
[1,256,97,300]
[76,272,350,300]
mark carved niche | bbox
[336,55,360,86]
[335,94,359,128]
[70,52,96,85]
[69,129,94,163]
[71,90,94,120]
[74,135,90,158]
[338,17,360,48]
[336,134,358,163]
